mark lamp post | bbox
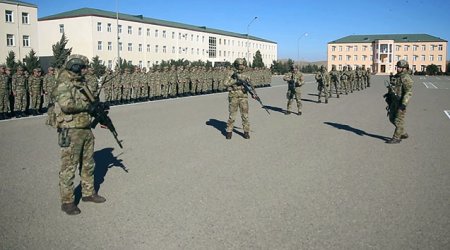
[246,16,258,65]
[116,0,120,70]
[297,32,308,64]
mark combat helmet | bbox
[396,60,409,69]
[65,54,89,74]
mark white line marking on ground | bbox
[423,82,438,89]
[444,110,450,120]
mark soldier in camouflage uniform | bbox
[329,65,340,98]
[385,60,413,144]
[361,65,367,89]
[140,67,149,101]
[28,68,43,115]
[168,66,177,98]
[112,68,122,105]
[122,68,132,103]
[42,67,56,111]
[315,65,330,103]
[102,69,114,104]
[366,67,371,87]
[225,58,255,139]
[51,54,106,215]
[340,66,350,95]
[12,66,28,118]
[283,65,304,115]
[0,65,11,119]
[84,67,99,97]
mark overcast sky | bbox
[32,0,450,61]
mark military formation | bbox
[0,63,271,120]
[315,64,372,103]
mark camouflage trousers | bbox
[389,108,407,139]
[287,89,302,112]
[0,91,8,113]
[226,92,250,133]
[29,91,41,109]
[14,92,26,111]
[317,84,329,102]
[59,128,95,204]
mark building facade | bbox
[0,0,38,63]
[328,34,447,74]
[38,8,277,69]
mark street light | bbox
[246,16,258,64]
[297,32,308,63]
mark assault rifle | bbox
[76,83,123,148]
[383,80,400,116]
[231,73,270,115]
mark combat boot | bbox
[318,99,321,103]
[325,99,328,104]
[285,110,290,115]
[297,111,302,116]
[386,138,401,144]
[226,132,232,139]
[61,203,81,215]
[0,113,5,120]
[243,132,250,139]
[400,133,409,139]
[82,194,106,203]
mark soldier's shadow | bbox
[301,98,319,103]
[74,147,127,204]
[262,105,285,114]
[206,118,244,138]
[324,122,390,141]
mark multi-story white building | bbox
[328,34,448,74]
[38,8,277,69]
[0,0,38,62]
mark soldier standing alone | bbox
[385,60,413,144]
[283,65,304,115]
[51,54,106,215]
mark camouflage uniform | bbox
[12,66,28,117]
[366,67,371,87]
[387,60,413,143]
[51,54,105,214]
[0,66,11,119]
[315,66,330,103]
[329,65,340,98]
[121,68,132,103]
[225,58,253,139]
[84,68,99,97]
[340,66,350,95]
[43,67,56,110]
[283,67,304,115]
[28,68,43,115]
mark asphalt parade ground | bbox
[1,74,449,249]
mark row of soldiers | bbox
[102,66,271,105]
[0,65,57,119]
[0,64,271,120]
[315,64,372,103]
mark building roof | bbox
[0,0,37,8]
[39,8,276,44]
[329,34,448,44]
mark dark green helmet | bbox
[396,60,409,68]
[65,54,88,73]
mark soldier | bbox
[28,68,43,115]
[51,54,106,215]
[103,69,114,104]
[42,67,56,112]
[329,65,340,98]
[122,68,132,103]
[385,60,413,144]
[84,67,99,96]
[224,58,255,139]
[315,65,330,103]
[282,65,304,115]
[12,66,28,118]
[348,65,355,92]
[340,66,349,95]
[366,67,371,87]
[0,65,11,119]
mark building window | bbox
[338,46,342,52]
[191,34,193,41]
[147,28,150,36]
[438,55,442,61]
[128,43,132,51]
[404,45,409,51]
[155,45,159,53]
[395,55,400,61]
[107,23,112,32]
[22,35,30,47]
[362,46,367,51]
[421,55,425,61]
[22,12,29,24]
[413,45,418,51]
[147,61,150,67]
[97,22,102,32]
[197,35,199,42]
[354,46,358,51]
[362,55,367,61]
[421,45,426,51]
[119,42,122,51]
[413,55,418,61]
[354,55,358,61]
[331,55,336,61]
[202,36,204,43]
[97,41,102,50]
[108,60,112,69]
[172,32,175,39]
[147,44,150,52]
[118,25,122,33]
[430,55,434,61]
[331,46,336,52]
[346,55,351,61]
[163,46,167,53]
[191,48,194,54]
[138,27,142,36]
[108,42,112,51]
[430,45,435,51]
[208,36,217,58]
[197,48,199,55]
[338,55,342,61]
[6,34,14,46]
[155,30,158,37]
[403,55,408,61]
[128,26,132,35]
[5,10,13,23]
[59,24,64,33]
[163,30,166,38]
[346,46,351,51]
[138,44,142,52]
[139,61,143,68]
[396,45,400,51]
[438,44,443,51]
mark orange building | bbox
[328,34,447,74]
